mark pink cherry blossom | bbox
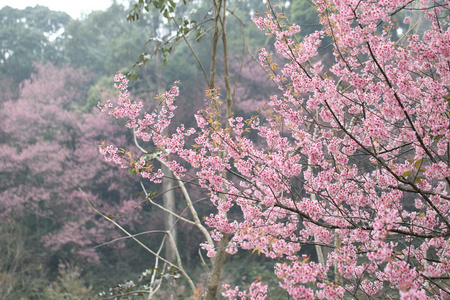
[100,0,450,298]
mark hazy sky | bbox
[0,0,125,19]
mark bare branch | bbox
[80,189,196,293]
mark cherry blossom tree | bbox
[98,0,450,298]
[0,63,142,274]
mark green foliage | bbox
[125,0,208,79]
[45,262,96,300]
[64,3,149,77]
[0,5,71,86]
[164,43,199,85]
[290,0,322,36]
[0,217,50,299]
[84,76,115,112]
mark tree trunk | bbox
[204,233,229,300]
[152,14,177,262]
[203,1,233,298]
[162,164,177,262]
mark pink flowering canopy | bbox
[100,0,450,298]
[0,64,144,265]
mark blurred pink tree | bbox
[0,64,142,264]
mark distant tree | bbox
[0,64,143,297]
[0,6,71,87]
[63,2,149,76]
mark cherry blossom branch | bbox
[322,99,450,230]
[389,184,450,201]
[132,128,214,246]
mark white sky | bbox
[0,0,125,19]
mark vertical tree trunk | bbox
[334,234,342,286]
[156,59,177,263]
[152,14,177,262]
[205,233,229,300]
[162,164,177,262]
[204,0,232,297]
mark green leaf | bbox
[414,159,422,169]
[402,171,411,177]
[415,176,425,183]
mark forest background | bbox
[0,0,316,298]
[3,0,447,299]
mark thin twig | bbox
[80,188,196,293]
[140,182,195,225]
